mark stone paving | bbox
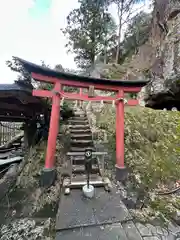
[56,107,180,240]
[134,222,180,240]
[55,187,180,240]
[55,218,180,240]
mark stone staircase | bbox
[63,107,109,191]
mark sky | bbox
[0,0,152,84]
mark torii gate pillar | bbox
[40,82,61,187]
[115,90,127,181]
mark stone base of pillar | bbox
[40,168,56,188]
[115,165,128,182]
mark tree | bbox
[54,64,64,72]
[6,57,32,86]
[110,0,146,63]
[61,0,116,69]
[121,11,151,60]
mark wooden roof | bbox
[16,57,149,88]
[0,82,47,122]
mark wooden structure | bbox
[0,82,48,148]
[16,57,148,184]
[0,82,47,122]
[0,122,22,145]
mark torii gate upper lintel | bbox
[16,57,148,187]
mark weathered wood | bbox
[0,156,23,166]
[70,147,95,152]
[72,164,99,174]
[65,180,105,188]
[88,85,95,97]
[70,140,93,144]
[69,124,90,128]
[63,174,105,188]
[70,117,88,121]
[67,151,107,156]
[0,147,19,153]
[68,119,88,123]
[0,152,15,159]
[71,133,92,138]
[0,132,23,149]
[70,129,91,134]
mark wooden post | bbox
[23,122,29,150]
[79,88,83,108]
[115,90,127,181]
[23,120,37,149]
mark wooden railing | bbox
[0,122,23,146]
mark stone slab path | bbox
[55,187,180,240]
[56,107,180,240]
[56,188,131,231]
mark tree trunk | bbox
[104,42,107,64]
[116,0,124,64]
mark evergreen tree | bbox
[61,0,116,69]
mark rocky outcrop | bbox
[141,0,180,109]
[105,0,180,109]
[90,0,180,109]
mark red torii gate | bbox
[17,57,148,186]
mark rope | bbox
[60,92,128,105]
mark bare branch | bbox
[121,3,146,26]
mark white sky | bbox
[0,0,151,84]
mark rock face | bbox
[90,0,180,109]
[144,0,180,109]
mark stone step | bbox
[71,156,97,165]
[72,173,100,180]
[69,116,88,121]
[69,124,90,129]
[70,129,91,134]
[70,142,93,148]
[69,123,90,128]
[71,133,92,139]
[74,110,85,113]
[70,147,95,152]
[64,174,103,189]
[70,139,93,144]
[72,164,99,174]
[56,188,131,232]
[71,143,94,149]
[68,119,89,124]
[74,112,85,117]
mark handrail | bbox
[66,151,107,156]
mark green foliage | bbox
[6,58,75,117]
[96,106,180,217]
[61,0,116,69]
[6,58,52,89]
[108,0,146,63]
[99,10,151,64]
[6,57,32,85]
